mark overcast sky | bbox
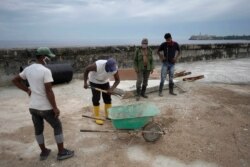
[0,0,250,45]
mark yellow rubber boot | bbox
[93,106,104,125]
[104,103,112,119]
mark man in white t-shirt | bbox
[12,47,74,161]
[84,58,120,125]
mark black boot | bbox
[159,83,163,97]
[141,85,148,98]
[169,83,177,96]
[136,87,141,101]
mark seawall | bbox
[1,43,250,86]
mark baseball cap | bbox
[105,58,117,72]
[141,38,148,44]
[36,47,56,58]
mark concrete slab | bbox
[111,79,179,96]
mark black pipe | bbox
[20,63,73,85]
[46,64,73,84]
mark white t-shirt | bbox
[89,60,118,84]
[19,64,54,110]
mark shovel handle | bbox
[89,86,108,93]
[88,86,122,97]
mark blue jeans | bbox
[159,62,175,92]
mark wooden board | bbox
[183,75,204,81]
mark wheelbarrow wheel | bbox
[142,122,163,142]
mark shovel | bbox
[88,86,134,99]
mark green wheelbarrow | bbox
[80,103,166,142]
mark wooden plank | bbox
[183,75,204,81]
[174,71,191,78]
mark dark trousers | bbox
[90,82,111,106]
[29,109,63,136]
[136,67,150,96]
[136,68,151,89]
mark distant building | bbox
[189,34,216,40]
[189,34,250,40]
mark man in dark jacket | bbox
[157,33,180,96]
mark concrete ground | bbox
[0,58,250,167]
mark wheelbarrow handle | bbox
[141,130,166,135]
[80,129,165,135]
[82,114,107,121]
[80,129,130,133]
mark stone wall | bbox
[0,43,250,86]
[179,43,250,62]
